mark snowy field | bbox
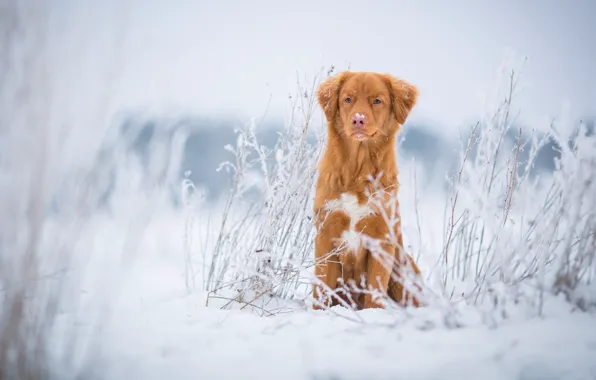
[94,251,596,380]
[43,208,596,380]
[100,301,596,380]
[2,2,596,380]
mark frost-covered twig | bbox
[201,67,330,313]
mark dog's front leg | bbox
[313,212,349,310]
[354,216,394,309]
[387,250,424,308]
[313,253,342,310]
[363,244,395,309]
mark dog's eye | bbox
[373,98,382,105]
[344,97,352,104]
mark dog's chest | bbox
[325,193,374,222]
[324,193,376,251]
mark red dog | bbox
[312,71,423,310]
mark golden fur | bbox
[313,71,423,310]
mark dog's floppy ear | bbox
[382,74,419,126]
[317,71,352,121]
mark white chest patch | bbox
[324,193,376,252]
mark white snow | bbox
[102,306,596,380]
[60,213,596,380]
[94,255,596,380]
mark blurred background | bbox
[47,0,596,203]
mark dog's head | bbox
[317,71,418,143]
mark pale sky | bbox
[49,0,596,137]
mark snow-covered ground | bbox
[102,293,596,380]
[47,208,595,380]
[102,305,596,380]
[79,252,596,380]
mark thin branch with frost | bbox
[199,67,329,314]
